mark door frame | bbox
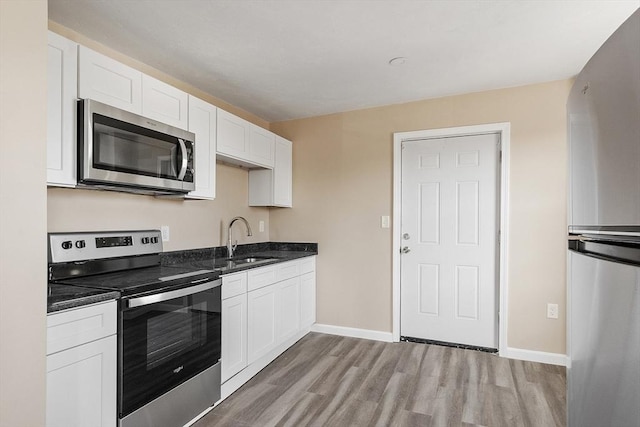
[392,122,511,356]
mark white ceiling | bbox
[48,0,639,122]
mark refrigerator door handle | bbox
[569,237,640,267]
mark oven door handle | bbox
[125,278,221,309]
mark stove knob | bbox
[75,240,86,249]
[141,237,150,244]
[151,236,159,244]
[61,241,72,250]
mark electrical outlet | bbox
[161,225,170,242]
[547,303,559,319]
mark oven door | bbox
[119,279,221,418]
[79,99,195,192]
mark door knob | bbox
[401,246,411,254]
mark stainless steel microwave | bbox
[78,99,195,195]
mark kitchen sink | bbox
[212,256,279,271]
[230,256,278,264]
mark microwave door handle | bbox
[177,138,188,180]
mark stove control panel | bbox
[96,235,133,248]
[49,230,162,263]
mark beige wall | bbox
[271,79,571,355]
[0,1,48,426]
[48,164,269,251]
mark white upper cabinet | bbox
[249,136,293,207]
[78,45,142,114]
[47,31,78,187]
[217,109,250,162]
[216,109,275,169]
[249,125,275,168]
[142,75,188,129]
[187,95,217,200]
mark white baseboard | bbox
[311,325,567,366]
[310,323,393,342]
[502,347,568,366]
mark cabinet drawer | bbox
[222,272,247,300]
[276,260,300,282]
[300,256,316,275]
[247,266,277,292]
[47,301,117,355]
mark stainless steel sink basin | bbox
[213,256,279,271]
[231,257,277,264]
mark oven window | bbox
[93,113,182,180]
[121,285,221,417]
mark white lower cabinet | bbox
[275,277,301,344]
[46,335,117,427]
[221,256,316,400]
[299,256,316,328]
[300,271,316,329]
[247,284,278,364]
[221,293,247,382]
[46,301,117,427]
[221,272,248,382]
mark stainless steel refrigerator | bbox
[567,9,640,427]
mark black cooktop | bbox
[53,264,220,298]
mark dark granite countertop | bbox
[48,283,120,314]
[161,242,318,268]
[48,242,317,313]
[162,242,318,274]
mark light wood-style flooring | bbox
[194,333,566,427]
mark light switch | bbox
[381,216,390,229]
[259,220,265,232]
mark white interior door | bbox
[400,133,500,349]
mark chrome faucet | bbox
[227,216,252,258]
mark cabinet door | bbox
[300,271,316,329]
[273,136,293,207]
[217,109,249,160]
[186,96,217,200]
[142,75,188,129]
[78,46,142,114]
[249,124,275,168]
[47,32,77,187]
[46,335,117,427]
[276,277,300,344]
[247,285,277,364]
[248,136,292,207]
[221,293,247,383]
